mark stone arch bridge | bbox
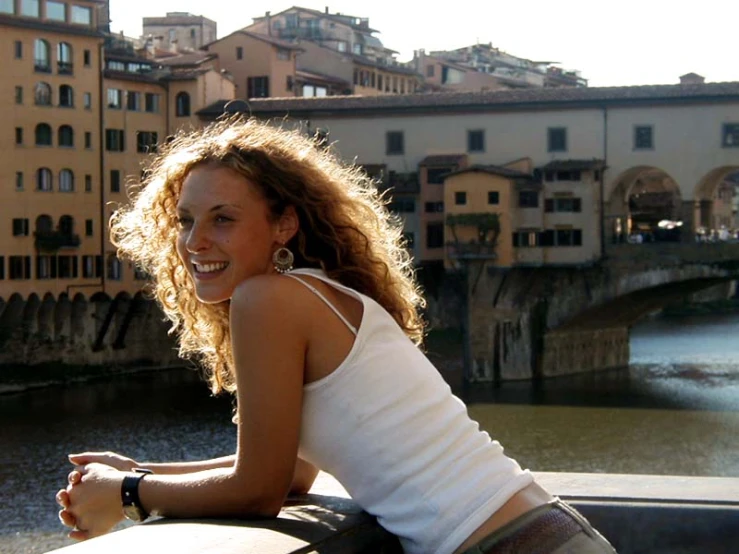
[464,243,739,382]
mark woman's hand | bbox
[57,463,125,540]
[68,451,139,472]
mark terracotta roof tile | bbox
[446,164,532,180]
[539,159,606,171]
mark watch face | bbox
[123,504,146,522]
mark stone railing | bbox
[604,242,739,268]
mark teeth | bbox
[195,262,228,273]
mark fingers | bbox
[68,469,84,485]
[58,508,76,528]
[56,489,70,509]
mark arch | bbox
[59,84,74,107]
[59,170,74,192]
[606,166,683,244]
[58,125,74,147]
[57,42,73,74]
[35,123,52,145]
[36,168,53,191]
[0,293,24,344]
[34,38,51,72]
[71,293,88,338]
[175,91,191,117]
[59,214,74,234]
[34,82,52,105]
[37,293,56,339]
[692,166,739,234]
[21,293,41,339]
[35,214,53,233]
[54,293,72,340]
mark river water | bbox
[1,312,738,554]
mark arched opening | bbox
[59,170,74,192]
[57,42,73,74]
[35,214,53,234]
[693,166,739,240]
[59,85,74,107]
[175,91,191,117]
[36,168,52,191]
[58,125,74,147]
[59,215,74,234]
[34,82,52,105]
[606,166,683,244]
[35,123,52,146]
[34,38,51,72]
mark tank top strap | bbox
[284,273,359,336]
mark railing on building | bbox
[34,231,81,252]
[277,27,324,40]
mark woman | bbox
[56,117,616,554]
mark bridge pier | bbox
[540,327,630,377]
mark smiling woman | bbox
[55,117,616,554]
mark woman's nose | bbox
[185,223,210,253]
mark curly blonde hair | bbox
[110,116,425,395]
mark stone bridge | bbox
[464,243,739,382]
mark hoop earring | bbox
[272,246,294,274]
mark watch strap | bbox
[121,468,153,521]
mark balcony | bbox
[446,212,500,261]
[58,61,74,75]
[446,241,497,261]
[276,27,324,41]
[34,231,81,252]
[34,59,51,73]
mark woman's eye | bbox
[215,215,233,223]
[176,216,193,228]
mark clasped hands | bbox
[56,452,139,540]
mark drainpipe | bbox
[600,105,608,260]
[98,40,106,294]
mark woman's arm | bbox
[66,277,315,536]
[68,452,236,475]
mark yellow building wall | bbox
[443,172,514,268]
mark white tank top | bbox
[287,268,533,554]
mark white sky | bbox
[110,0,739,87]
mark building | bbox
[142,11,217,52]
[414,51,507,93]
[1,3,234,299]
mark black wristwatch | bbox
[121,468,153,522]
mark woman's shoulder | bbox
[230,273,318,320]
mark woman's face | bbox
[175,164,290,304]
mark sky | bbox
[109,0,739,88]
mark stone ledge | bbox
[47,472,739,554]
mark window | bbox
[85,219,93,236]
[12,218,30,236]
[518,190,539,208]
[16,172,24,191]
[426,65,435,77]
[21,0,39,17]
[127,91,141,111]
[556,229,583,246]
[36,255,56,279]
[427,223,444,249]
[15,127,23,145]
[488,191,500,205]
[512,230,540,248]
[467,129,485,153]
[236,46,243,60]
[427,166,452,184]
[136,131,158,153]
[352,43,362,55]
[107,255,122,280]
[175,92,191,116]
[46,0,66,21]
[9,256,31,280]
[55,256,77,279]
[387,199,415,213]
[0,0,14,13]
[337,41,347,52]
[83,49,91,66]
[14,86,22,105]
[84,132,92,149]
[545,198,582,212]
[634,125,653,150]
[36,214,52,233]
[83,92,91,109]
[58,125,74,147]
[59,84,73,107]
[34,38,50,72]
[107,88,122,108]
[14,40,22,58]
[545,170,582,182]
[455,191,467,205]
[70,5,91,25]
[425,202,444,213]
[547,127,567,152]
[386,131,404,155]
[247,76,270,98]
[84,174,92,192]
[36,168,52,191]
[59,169,74,191]
[277,48,290,61]
[145,93,160,113]
[105,129,125,152]
[82,255,102,278]
[35,123,52,145]
[34,82,51,105]
[0,257,4,280]
[110,170,121,192]
[721,123,739,147]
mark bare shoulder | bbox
[229,274,315,326]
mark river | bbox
[1,311,738,554]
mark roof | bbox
[349,54,420,76]
[103,69,163,85]
[196,81,739,118]
[539,159,606,171]
[143,14,215,26]
[295,69,350,87]
[155,51,216,67]
[204,30,303,51]
[252,6,379,34]
[0,13,104,38]
[446,165,533,180]
[419,154,467,166]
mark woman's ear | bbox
[276,205,299,244]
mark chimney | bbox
[679,73,705,85]
[266,11,271,36]
[325,6,329,13]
